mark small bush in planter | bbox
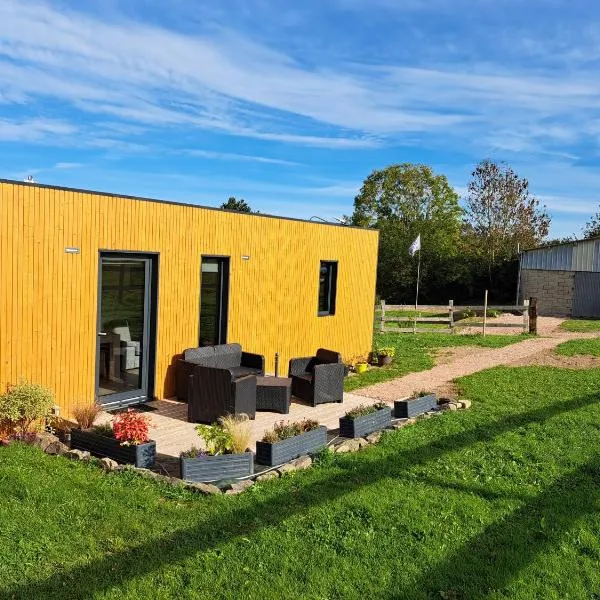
[92,423,115,438]
[394,391,437,419]
[257,418,326,466]
[344,402,388,420]
[73,403,102,430]
[181,414,254,482]
[261,418,320,443]
[112,409,152,446]
[0,380,55,438]
[70,409,156,468]
[376,347,396,366]
[195,413,252,455]
[340,402,391,438]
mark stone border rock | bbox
[8,397,472,497]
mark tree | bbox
[220,197,252,212]
[583,210,600,239]
[351,163,464,303]
[464,160,550,284]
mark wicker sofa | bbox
[176,343,265,423]
[288,348,345,406]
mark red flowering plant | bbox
[112,409,152,446]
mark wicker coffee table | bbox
[256,376,292,414]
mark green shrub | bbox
[195,422,233,455]
[376,347,396,358]
[0,380,55,436]
[486,309,500,318]
[92,423,114,438]
[195,414,252,455]
[461,307,475,319]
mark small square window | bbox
[318,261,337,316]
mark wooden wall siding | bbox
[0,181,379,415]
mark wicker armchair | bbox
[186,364,256,423]
[176,343,264,403]
[288,348,345,406]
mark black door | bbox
[96,253,156,407]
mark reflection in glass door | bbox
[199,257,229,346]
[96,254,154,406]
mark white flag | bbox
[409,234,421,257]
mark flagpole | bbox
[414,249,421,310]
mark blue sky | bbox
[1,0,600,237]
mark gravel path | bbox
[355,317,597,402]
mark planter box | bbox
[394,394,437,419]
[256,426,327,466]
[339,406,391,438]
[70,429,156,468]
[180,452,253,483]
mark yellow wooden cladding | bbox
[0,181,379,415]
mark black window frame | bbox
[199,256,230,346]
[318,260,338,316]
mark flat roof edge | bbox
[0,178,377,232]
[522,236,600,253]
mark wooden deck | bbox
[98,391,389,459]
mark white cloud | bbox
[54,162,83,169]
[0,118,77,141]
[0,0,598,166]
[538,194,598,215]
[0,0,469,149]
[187,149,301,166]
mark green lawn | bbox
[3,365,599,599]
[556,338,600,357]
[560,319,600,332]
[345,331,528,391]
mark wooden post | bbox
[528,297,537,335]
[449,300,454,333]
[380,299,385,333]
[483,290,488,336]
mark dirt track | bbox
[356,317,598,401]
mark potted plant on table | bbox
[70,408,156,468]
[180,414,254,483]
[256,418,326,466]
[339,401,391,438]
[376,346,396,366]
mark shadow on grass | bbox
[394,458,600,599]
[2,391,599,600]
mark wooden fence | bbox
[379,295,532,335]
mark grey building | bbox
[519,238,600,317]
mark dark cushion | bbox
[304,358,318,373]
[184,346,216,367]
[316,348,341,365]
[214,343,242,369]
[293,372,313,382]
[229,366,261,379]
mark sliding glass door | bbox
[96,253,156,407]
[199,257,229,346]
